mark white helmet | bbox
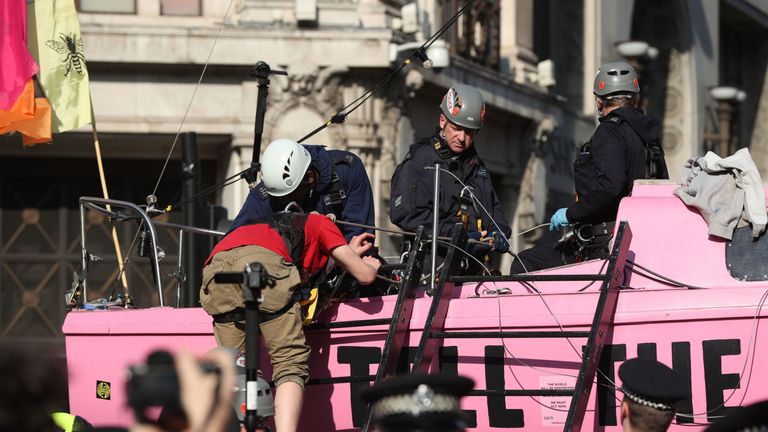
[260,139,312,197]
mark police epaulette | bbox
[257,184,269,199]
[332,153,355,166]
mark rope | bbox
[105,0,235,297]
[296,0,478,144]
[160,0,479,212]
[150,0,236,201]
[334,219,491,245]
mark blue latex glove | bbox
[549,208,569,231]
[490,231,510,253]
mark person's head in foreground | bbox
[619,357,689,432]
[363,373,475,432]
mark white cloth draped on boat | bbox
[674,148,767,240]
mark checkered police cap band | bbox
[622,386,675,411]
[372,384,461,420]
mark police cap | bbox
[619,358,689,411]
[363,373,474,425]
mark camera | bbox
[126,350,219,428]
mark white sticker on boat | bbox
[539,376,576,426]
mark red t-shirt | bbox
[206,213,348,275]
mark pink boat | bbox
[65,182,768,430]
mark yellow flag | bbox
[27,0,91,133]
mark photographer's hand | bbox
[176,349,236,432]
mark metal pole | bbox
[431,162,440,294]
[251,63,270,170]
[176,229,184,308]
[79,203,88,301]
[144,220,165,307]
[244,61,286,187]
[212,265,267,432]
[243,263,265,432]
[181,132,202,307]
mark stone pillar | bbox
[374,71,422,256]
[500,0,537,83]
[685,0,719,158]
[497,174,520,274]
[222,134,253,217]
[512,117,556,251]
[750,64,768,176]
[419,0,439,37]
[659,49,695,180]
[582,0,600,116]
[627,0,696,180]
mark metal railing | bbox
[79,197,224,308]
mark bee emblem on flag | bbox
[46,33,86,77]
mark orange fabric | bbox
[19,97,52,146]
[0,79,34,128]
[0,78,52,146]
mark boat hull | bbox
[64,283,768,430]
[64,184,768,430]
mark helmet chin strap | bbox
[283,201,305,213]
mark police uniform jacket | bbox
[230,145,375,241]
[567,106,667,225]
[390,134,511,241]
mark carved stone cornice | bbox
[263,62,348,146]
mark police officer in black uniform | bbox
[390,84,511,274]
[618,358,689,432]
[510,62,668,274]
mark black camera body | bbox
[126,350,218,428]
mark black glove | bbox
[490,231,510,253]
[466,231,491,256]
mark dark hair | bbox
[0,345,68,431]
[625,397,676,432]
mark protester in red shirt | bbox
[200,139,380,432]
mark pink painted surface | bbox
[64,184,768,430]
[65,308,217,427]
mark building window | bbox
[440,0,500,69]
[77,0,136,14]
[161,0,201,16]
